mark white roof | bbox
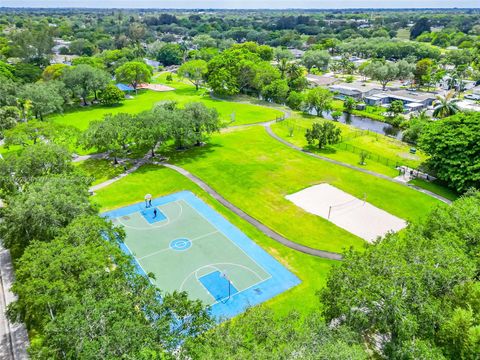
[405,103,424,108]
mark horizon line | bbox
[1,6,479,10]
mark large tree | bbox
[410,17,431,39]
[0,176,94,258]
[321,192,480,359]
[156,43,183,66]
[178,60,208,90]
[302,50,331,71]
[303,87,333,117]
[419,112,480,193]
[182,102,221,146]
[364,61,400,90]
[42,64,68,81]
[261,79,290,104]
[82,113,135,163]
[305,121,341,149]
[184,307,366,359]
[99,84,125,106]
[133,106,172,157]
[4,120,53,147]
[0,106,20,134]
[63,64,110,105]
[19,81,65,121]
[11,142,73,182]
[9,26,54,65]
[115,61,152,94]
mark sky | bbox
[1,0,479,9]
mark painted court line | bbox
[211,276,271,307]
[137,230,220,260]
[122,242,151,282]
[181,262,272,303]
[116,200,184,230]
[182,200,271,277]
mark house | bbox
[52,39,71,55]
[306,74,339,87]
[288,48,305,59]
[144,58,160,69]
[329,82,382,100]
[365,89,436,112]
[50,54,77,66]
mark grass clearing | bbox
[48,72,282,131]
[93,164,336,317]
[164,126,443,253]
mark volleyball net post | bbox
[328,193,366,220]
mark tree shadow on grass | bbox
[161,142,223,165]
[303,144,338,155]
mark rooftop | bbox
[385,89,437,102]
[306,74,339,87]
[330,81,382,93]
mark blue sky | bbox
[1,0,479,8]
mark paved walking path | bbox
[0,247,29,360]
[89,154,150,193]
[160,162,343,261]
[263,122,452,205]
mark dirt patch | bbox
[138,83,175,92]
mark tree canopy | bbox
[321,190,480,359]
[419,112,480,193]
[115,61,152,93]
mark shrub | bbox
[99,84,125,105]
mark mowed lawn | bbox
[272,116,427,177]
[164,126,444,253]
[93,164,336,316]
[49,74,282,131]
[75,158,132,186]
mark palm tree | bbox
[433,90,460,118]
[278,58,289,79]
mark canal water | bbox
[320,111,403,140]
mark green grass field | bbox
[409,178,459,201]
[164,126,443,252]
[271,116,426,177]
[49,73,283,131]
[396,28,411,40]
[75,158,131,185]
[93,164,336,316]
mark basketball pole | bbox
[328,206,332,219]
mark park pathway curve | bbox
[207,91,451,204]
[263,122,452,205]
[160,163,343,261]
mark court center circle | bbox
[170,238,192,251]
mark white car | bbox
[464,94,480,101]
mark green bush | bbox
[99,84,125,105]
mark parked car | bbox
[464,94,480,101]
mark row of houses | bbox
[307,75,437,112]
